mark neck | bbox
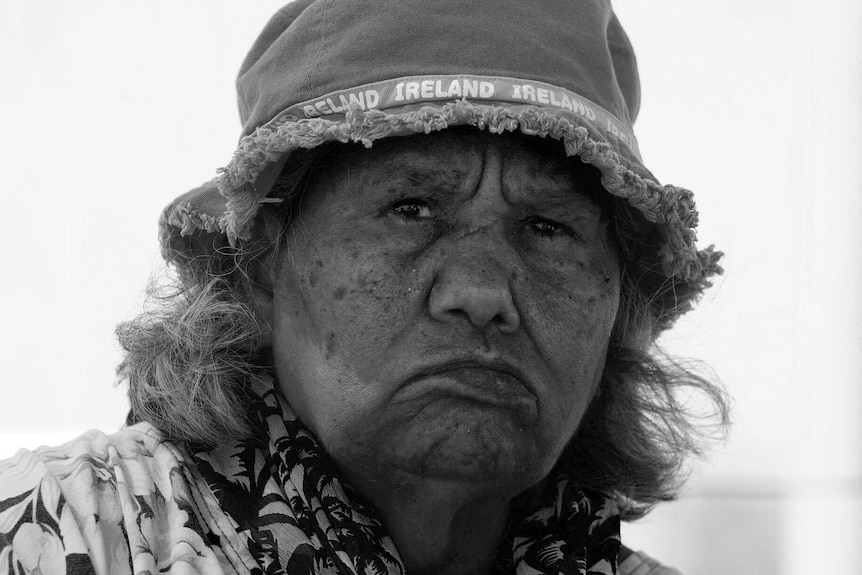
[356,475,511,575]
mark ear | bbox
[243,252,277,346]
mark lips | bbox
[407,358,536,405]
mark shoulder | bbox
[619,547,685,575]
[0,424,184,528]
[0,425,227,574]
[2,423,179,483]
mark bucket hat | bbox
[159,0,721,326]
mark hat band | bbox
[266,74,641,160]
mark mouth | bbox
[406,358,536,406]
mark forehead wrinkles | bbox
[326,131,599,210]
[352,137,481,192]
[493,140,603,215]
[501,154,572,198]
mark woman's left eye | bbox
[391,199,435,221]
[523,217,574,239]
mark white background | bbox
[1,1,860,573]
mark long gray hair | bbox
[117,135,729,520]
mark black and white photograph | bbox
[1,1,859,573]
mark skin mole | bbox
[325,332,338,358]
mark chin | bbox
[387,405,556,489]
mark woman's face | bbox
[264,130,620,493]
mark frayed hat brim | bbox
[160,100,720,287]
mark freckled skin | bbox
[266,130,620,499]
[331,286,347,301]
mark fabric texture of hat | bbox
[159,0,721,325]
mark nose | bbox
[428,249,521,334]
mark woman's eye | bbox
[524,217,572,239]
[391,200,435,221]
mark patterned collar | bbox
[188,379,620,574]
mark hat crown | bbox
[236,0,640,139]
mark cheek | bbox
[277,231,421,382]
[275,243,432,446]
[520,252,620,387]
[533,244,618,308]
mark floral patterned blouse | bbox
[0,380,681,575]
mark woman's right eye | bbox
[391,199,435,221]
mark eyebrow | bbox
[504,163,604,208]
[404,168,463,188]
[359,153,466,191]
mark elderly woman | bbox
[0,1,727,574]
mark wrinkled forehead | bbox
[355,128,573,174]
[318,128,606,203]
